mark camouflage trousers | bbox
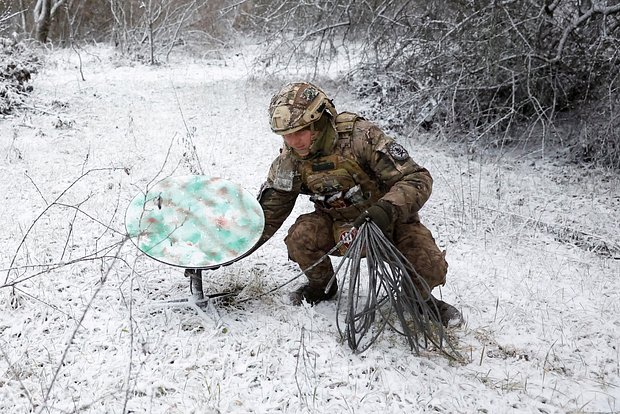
[284,211,448,298]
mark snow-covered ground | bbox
[1,45,619,414]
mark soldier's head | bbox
[268,82,337,158]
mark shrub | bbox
[248,0,620,169]
[0,38,40,114]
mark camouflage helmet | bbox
[268,82,337,135]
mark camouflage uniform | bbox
[258,111,448,299]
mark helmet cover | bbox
[268,82,336,135]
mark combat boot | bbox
[290,281,338,306]
[427,296,464,327]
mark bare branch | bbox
[552,3,620,62]
[4,168,125,285]
[37,241,127,413]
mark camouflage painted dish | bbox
[125,176,264,268]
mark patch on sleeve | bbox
[387,142,409,161]
[267,153,297,192]
[272,170,294,191]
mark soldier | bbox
[256,81,463,327]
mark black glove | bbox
[353,200,394,235]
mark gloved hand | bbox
[352,200,394,235]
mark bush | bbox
[564,95,620,169]
[248,0,620,169]
[0,38,40,114]
[1,0,241,62]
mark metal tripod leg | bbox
[150,268,218,324]
[153,269,209,307]
[188,269,205,300]
[152,269,237,311]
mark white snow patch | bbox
[1,44,619,414]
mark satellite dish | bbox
[125,175,264,269]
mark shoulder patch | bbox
[387,142,409,161]
[272,171,294,191]
[268,153,297,192]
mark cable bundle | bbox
[330,221,458,357]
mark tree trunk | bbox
[34,0,52,43]
[19,0,28,34]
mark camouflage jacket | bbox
[258,112,433,242]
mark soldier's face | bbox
[283,128,315,156]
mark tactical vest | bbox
[299,112,381,221]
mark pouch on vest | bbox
[306,168,356,194]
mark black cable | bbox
[334,221,461,358]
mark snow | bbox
[1,44,619,414]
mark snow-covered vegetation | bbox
[1,44,619,413]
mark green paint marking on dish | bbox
[125,176,264,268]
